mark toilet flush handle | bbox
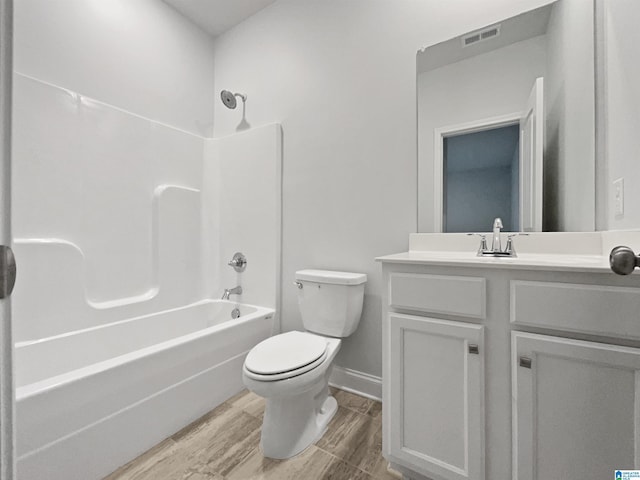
[293,281,303,289]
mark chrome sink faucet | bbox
[221,286,242,300]
[468,217,527,257]
[491,217,503,252]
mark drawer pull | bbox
[519,356,532,369]
[468,344,479,355]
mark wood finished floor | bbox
[104,387,399,480]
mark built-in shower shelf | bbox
[12,185,203,342]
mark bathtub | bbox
[14,299,274,480]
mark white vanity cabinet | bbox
[512,332,640,480]
[388,313,484,480]
[379,256,640,480]
[382,266,491,480]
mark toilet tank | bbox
[295,269,367,338]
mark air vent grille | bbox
[464,34,481,46]
[462,24,501,47]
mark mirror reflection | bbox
[600,0,640,231]
[417,0,595,232]
[443,124,521,232]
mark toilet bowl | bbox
[242,331,341,458]
[242,269,367,459]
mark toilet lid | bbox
[245,331,328,375]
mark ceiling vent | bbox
[462,24,501,47]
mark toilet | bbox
[242,269,367,459]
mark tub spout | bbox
[222,286,242,300]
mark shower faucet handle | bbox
[228,252,247,272]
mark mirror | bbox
[597,0,640,231]
[417,0,595,232]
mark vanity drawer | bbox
[389,273,486,319]
[511,280,640,339]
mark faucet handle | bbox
[467,233,488,255]
[506,232,529,241]
[228,252,247,272]
[504,233,528,256]
[504,236,515,255]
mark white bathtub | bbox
[15,300,274,480]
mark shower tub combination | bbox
[15,300,274,480]
[12,71,282,478]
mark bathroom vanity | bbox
[378,233,640,480]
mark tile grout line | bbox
[314,410,383,480]
[313,445,376,479]
[105,437,180,479]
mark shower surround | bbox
[11,73,282,479]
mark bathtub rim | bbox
[16,299,274,401]
[15,298,263,349]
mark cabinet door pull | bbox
[468,344,479,355]
[519,356,532,369]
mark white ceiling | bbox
[163,0,277,37]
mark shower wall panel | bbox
[12,73,205,342]
[203,124,282,318]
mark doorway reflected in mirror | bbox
[444,124,519,233]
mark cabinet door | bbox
[389,313,484,480]
[512,332,640,480]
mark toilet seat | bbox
[244,331,328,381]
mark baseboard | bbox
[329,365,382,402]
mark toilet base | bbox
[260,383,338,459]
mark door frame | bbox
[0,0,14,478]
[433,112,521,232]
[519,77,544,233]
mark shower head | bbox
[220,90,247,109]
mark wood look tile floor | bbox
[104,388,399,480]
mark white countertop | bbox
[376,251,611,272]
[375,231,640,273]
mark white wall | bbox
[14,0,215,136]
[418,36,547,231]
[212,0,555,378]
[604,0,640,230]
[544,0,595,231]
